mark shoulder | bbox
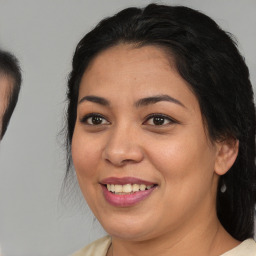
[221,239,256,256]
[71,236,111,256]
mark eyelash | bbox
[143,113,178,126]
[80,113,110,125]
[80,113,178,127]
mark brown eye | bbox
[81,114,109,125]
[152,116,165,125]
[144,114,176,126]
[90,116,104,125]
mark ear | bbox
[214,138,239,175]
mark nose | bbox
[102,125,144,167]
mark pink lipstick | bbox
[100,177,157,207]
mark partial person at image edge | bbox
[0,49,22,256]
[0,49,21,141]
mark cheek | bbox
[71,127,104,210]
[144,134,217,225]
[71,127,101,180]
[146,131,216,190]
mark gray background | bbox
[0,0,255,255]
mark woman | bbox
[66,4,256,256]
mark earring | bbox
[220,183,227,193]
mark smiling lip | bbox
[100,177,157,207]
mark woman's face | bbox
[72,44,220,241]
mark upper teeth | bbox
[106,184,153,194]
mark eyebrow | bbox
[78,94,185,108]
[135,94,185,108]
[78,95,110,106]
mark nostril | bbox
[104,158,133,166]
[121,159,136,164]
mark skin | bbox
[71,44,239,256]
[0,74,11,138]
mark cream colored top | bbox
[72,236,256,256]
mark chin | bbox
[100,216,156,241]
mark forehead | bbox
[79,44,197,107]
[83,45,179,89]
[85,44,174,79]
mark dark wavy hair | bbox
[65,4,256,241]
[0,49,22,139]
